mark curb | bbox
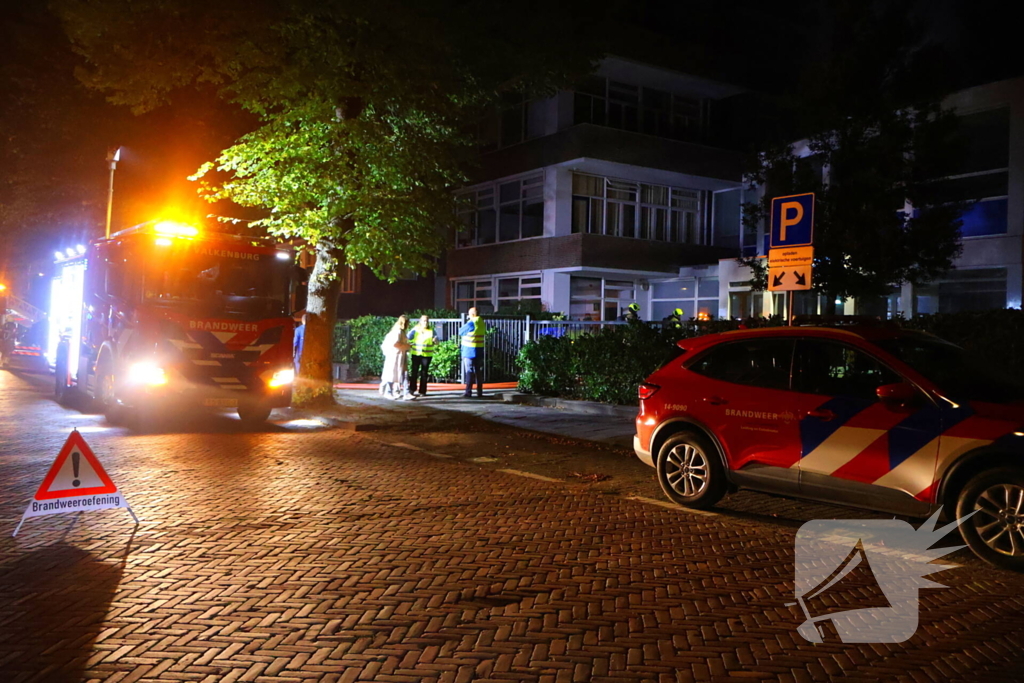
[498,392,637,419]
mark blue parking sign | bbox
[770,193,814,248]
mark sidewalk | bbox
[331,386,637,447]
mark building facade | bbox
[336,57,749,321]
[337,66,1024,322]
[719,76,1024,319]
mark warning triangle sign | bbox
[34,430,118,500]
[14,430,137,537]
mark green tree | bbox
[740,0,965,306]
[55,0,603,404]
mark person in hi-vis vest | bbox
[406,315,435,397]
[458,307,486,398]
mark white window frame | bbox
[571,173,703,244]
[456,173,544,248]
[452,273,544,313]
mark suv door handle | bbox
[805,408,837,421]
[704,396,728,405]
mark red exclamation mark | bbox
[72,451,80,487]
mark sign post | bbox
[13,430,137,536]
[768,193,815,325]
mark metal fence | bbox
[428,317,644,382]
[336,316,652,384]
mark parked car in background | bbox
[0,321,48,373]
[635,323,1024,570]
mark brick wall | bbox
[336,266,437,319]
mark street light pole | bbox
[104,147,121,239]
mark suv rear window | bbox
[689,339,794,390]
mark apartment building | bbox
[337,56,749,321]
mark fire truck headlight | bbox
[128,361,168,386]
[268,368,294,388]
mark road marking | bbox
[498,469,561,483]
[390,442,423,451]
[626,495,725,517]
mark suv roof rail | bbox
[791,314,888,327]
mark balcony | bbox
[446,233,737,278]
[472,124,744,184]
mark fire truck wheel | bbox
[54,356,72,405]
[956,467,1024,572]
[97,367,126,426]
[238,404,272,425]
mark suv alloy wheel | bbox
[656,432,727,510]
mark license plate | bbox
[203,398,239,408]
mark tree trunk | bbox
[293,96,364,407]
[295,238,342,407]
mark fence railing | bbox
[335,316,662,385]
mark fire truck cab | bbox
[52,221,296,427]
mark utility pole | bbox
[105,147,121,239]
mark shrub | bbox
[517,317,794,404]
[428,338,462,382]
[347,315,398,377]
[902,309,1024,384]
[518,334,575,397]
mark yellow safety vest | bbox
[461,318,486,348]
[411,327,435,357]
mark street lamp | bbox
[105,147,122,239]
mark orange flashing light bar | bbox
[154,221,199,238]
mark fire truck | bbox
[51,221,297,427]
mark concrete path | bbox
[334,388,637,448]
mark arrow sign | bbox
[769,264,812,292]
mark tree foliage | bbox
[56,0,602,277]
[55,0,605,402]
[740,0,966,301]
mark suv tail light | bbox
[638,382,660,400]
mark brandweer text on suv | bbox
[634,324,1024,570]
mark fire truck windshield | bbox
[142,241,289,319]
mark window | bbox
[571,173,702,243]
[569,276,635,321]
[456,174,542,247]
[496,275,542,311]
[572,77,703,140]
[650,276,718,320]
[728,291,762,319]
[454,280,494,315]
[690,339,794,391]
[454,274,542,314]
[915,268,1007,314]
[339,266,359,294]
[875,337,1021,404]
[793,341,899,400]
[498,94,549,148]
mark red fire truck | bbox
[51,221,297,427]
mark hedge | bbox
[332,309,464,380]
[517,310,1024,405]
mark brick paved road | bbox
[3,369,1024,683]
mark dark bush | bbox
[902,309,1024,384]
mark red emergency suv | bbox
[635,324,1024,570]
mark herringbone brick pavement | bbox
[2,370,1024,682]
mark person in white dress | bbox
[379,315,412,399]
